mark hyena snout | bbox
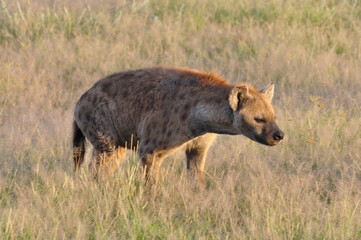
[256,123,284,146]
[266,125,284,146]
[273,129,284,141]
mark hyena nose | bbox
[273,130,284,141]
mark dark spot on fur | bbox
[85,112,91,121]
[175,126,181,133]
[181,112,187,121]
[109,87,119,98]
[121,72,135,79]
[162,125,167,134]
[122,90,129,98]
[91,96,98,105]
[203,97,213,103]
[178,93,185,100]
[184,103,191,110]
[101,81,112,92]
[191,99,199,106]
[162,113,169,123]
[189,90,196,96]
[158,140,166,147]
[146,125,152,134]
[144,104,152,111]
[166,131,172,137]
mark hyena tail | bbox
[73,120,86,171]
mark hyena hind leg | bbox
[185,133,216,184]
[90,147,126,180]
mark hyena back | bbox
[73,67,284,182]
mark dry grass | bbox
[0,0,361,239]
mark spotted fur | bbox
[73,67,284,182]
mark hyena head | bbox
[229,83,284,146]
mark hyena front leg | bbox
[185,133,216,184]
[91,147,126,180]
[139,153,165,185]
[138,142,177,185]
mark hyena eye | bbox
[254,118,266,124]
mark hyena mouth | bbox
[254,135,281,146]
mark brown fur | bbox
[73,67,284,182]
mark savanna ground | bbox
[0,0,360,239]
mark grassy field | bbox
[0,0,360,239]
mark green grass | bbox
[0,0,360,239]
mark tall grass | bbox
[0,0,360,239]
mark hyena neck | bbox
[190,99,240,137]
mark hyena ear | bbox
[259,82,274,102]
[229,86,250,111]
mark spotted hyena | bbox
[73,67,284,182]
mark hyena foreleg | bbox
[139,153,164,186]
[185,133,216,184]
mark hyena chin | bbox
[73,67,284,183]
